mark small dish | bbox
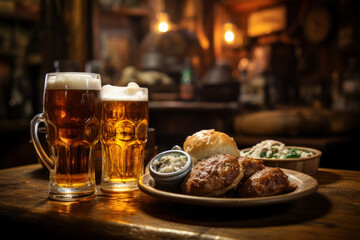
[149,149,192,190]
[239,146,322,175]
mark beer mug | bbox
[30,72,102,201]
[100,83,148,192]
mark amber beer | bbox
[30,73,101,201]
[100,83,148,192]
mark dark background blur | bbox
[0,0,359,170]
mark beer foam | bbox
[101,82,148,101]
[46,73,101,90]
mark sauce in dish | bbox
[152,153,188,173]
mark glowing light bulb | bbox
[158,22,169,32]
[155,12,171,33]
[224,30,235,43]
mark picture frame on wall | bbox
[247,5,287,37]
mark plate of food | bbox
[239,140,322,175]
[138,129,319,207]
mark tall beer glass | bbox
[30,72,101,201]
[100,82,148,192]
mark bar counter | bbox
[0,164,359,239]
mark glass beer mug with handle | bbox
[100,82,148,192]
[30,72,102,201]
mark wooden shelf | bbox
[0,13,39,23]
[221,0,295,12]
[0,119,30,132]
[99,6,152,17]
[149,101,240,111]
[0,49,17,58]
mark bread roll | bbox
[183,129,240,165]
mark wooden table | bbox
[0,164,359,240]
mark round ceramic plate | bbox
[138,169,318,207]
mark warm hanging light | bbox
[158,21,169,32]
[224,30,235,43]
[223,22,242,47]
[155,12,171,33]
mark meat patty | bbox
[181,154,244,196]
[238,157,265,179]
[238,167,297,197]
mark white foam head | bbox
[46,72,101,90]
[101,82,148,101]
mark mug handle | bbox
[30,113,54,170]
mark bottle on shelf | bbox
[179,58,195,101]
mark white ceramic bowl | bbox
[239,146,322,175]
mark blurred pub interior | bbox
[0,0,359,170]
